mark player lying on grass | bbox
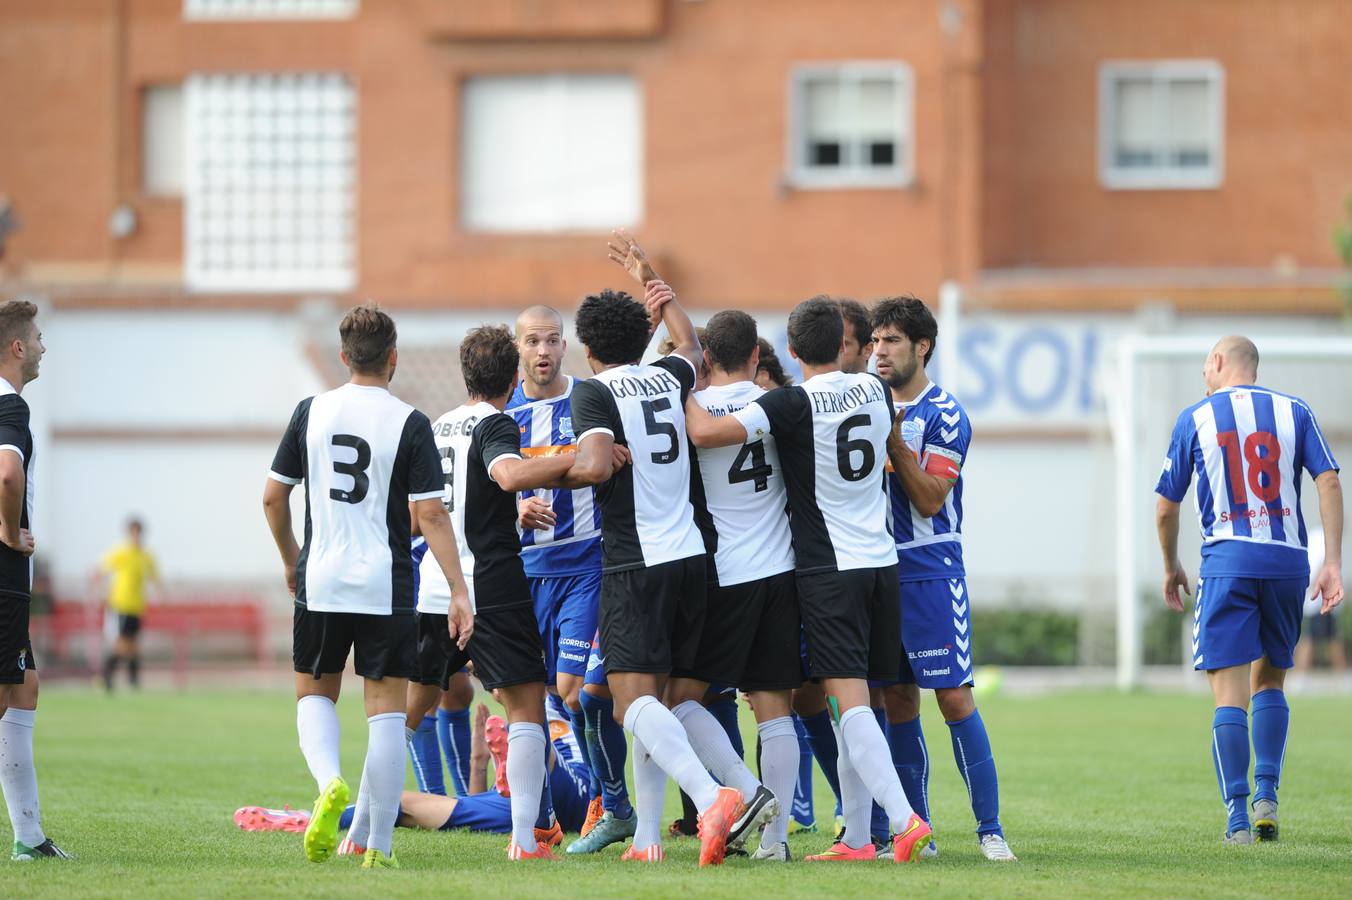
[237,700,592,842]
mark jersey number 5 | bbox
[835,415,875,482]
[641,398,679,465]
[1216,430,1282,504]
[329,434,371,504]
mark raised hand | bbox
[606,229,658,286]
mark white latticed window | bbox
[1099,61,1224,190]
[788,63,914,188]
[184,0,357,20]
[184,73,356,292]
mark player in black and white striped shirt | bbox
[686,296,933,864]
[264,305,472,870]
[565,246,766,865]
[0,300,70,861]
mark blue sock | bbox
[799,708,844,818]
[407,714,446,796]
[1212,706,1251,835]
[580,690,632,819]
[436,708,471,797]
[707,695,744,759]
[888,715,931,824]
[568,704,600,799]
[340,803,355,830]
[536,762,556,830]
[948,709,1002,837]
[1250,689,1288,805]
[869,707,889,840]
[791,713,815,826]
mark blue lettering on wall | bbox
[1006,328,1070,413]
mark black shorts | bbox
[599,555,706,677]
[0,595,35,685]
[106,613,142,640]
[444,603,546,691]
[798,565,900,681]
[293,606,417,681]
[695,571,801,691]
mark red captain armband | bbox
[920,445,962,483]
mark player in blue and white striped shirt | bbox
[1156,335,1344,844]
[873,297,1015,863]
[505,306,634,853]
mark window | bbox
[1099,61,1224,189]
[142,84,184,196]
[788,63,913,188]
[460,74,642,233]
[184,73,356,292]
[184,0,357,19]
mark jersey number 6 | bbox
[835,415,875,482]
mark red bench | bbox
[31,596,269,686]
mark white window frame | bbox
[1098,60,1225,190]
[786,61,914,190]
[183,0,357,21]
[141,83,184,197]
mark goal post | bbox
[1111,333,1352,691]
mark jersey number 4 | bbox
[729,440,772,491]
[329,434,371,504]
[1216,429,1282,504]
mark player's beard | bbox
[525,358,558,389]
[20,346,39,384]
[883,348,920,389]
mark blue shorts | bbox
[442,757,592,834]
[896,578,974,689]
[1193,575,1307,671]
[584,631,608,687]
[532,570,602,683]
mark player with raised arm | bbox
[1155,336,1343,844]
[686,297,931,864]
[685,309,804,862]
[566,253,749,867]
[406,325,629,861]
[263,305,473,870]
[874,297,1016,862]
[505,305,636,854]
[0,300,68,862]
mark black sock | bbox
[128,655,140,687]
[678,789,698,835]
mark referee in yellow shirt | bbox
[97,518,161,691]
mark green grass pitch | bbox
[7,685,1351,898]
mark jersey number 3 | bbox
[1216,429,1282,505]
[329,434,371,504]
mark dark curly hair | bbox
[460,324,520,399]
[575,289,651,366]
[870,295,937,365]
[755,338,792,387]
[787,296,844,366]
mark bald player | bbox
[1156,335,1343,844]
[506,307,636,852]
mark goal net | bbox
[1110,334,1352,690]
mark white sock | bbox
[840,706,914,833]
[363,712,406,857]
[831,717,873,849]
[346,757,371,849]
[755,715,797,847]
[624,695,721,810]
[296,696,342,792]
[630,734,668,851]
[506,722,548,853]
[672,699,761,798]
[0,708,44,846]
